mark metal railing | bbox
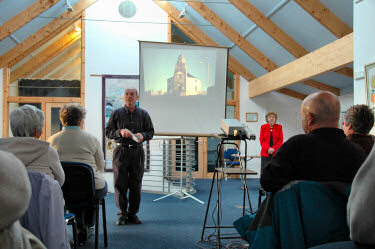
[142,136,203,204]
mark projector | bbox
[244,126,256,140]
[221,119,245,136]
[220,119,256,140]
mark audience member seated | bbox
[20,171,70,249]
[234,91,366,249]
[0,149,46,249]
[261,91,365,193]
[343,104,374,157]
[235,180,352,249]
[308,147,375,249]
[0,105,64,186]
[347,145,375,246]
[48,104,107,245]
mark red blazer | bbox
[259,123,283,157]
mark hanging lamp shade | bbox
[118,0,137,18]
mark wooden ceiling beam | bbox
[153,0,255,81]
[334,67,353,78]
[32,41,81,79]
[294,0,352,38]
[155,1,306,100]
[49,55,81,79]
[294,0,353,78]
[65,66,81,80]
[230,0,348,88]
[276,89,307,100]
[229,0,308,58]
[187,0,278,72]
[186,0,317,99]
[7,15,82,68]
[301,79,339,95]
[0,0,96,68]
[249,33,353,97]
[0,0,60,42]
[10,30,81,83]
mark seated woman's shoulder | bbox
[81,130,100,142]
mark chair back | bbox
[224,148,238,161]
[61,161,96,210]
[20,171,70,249]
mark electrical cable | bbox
[36,15,214,27]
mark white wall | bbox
[84,0,168,142]
[238,76,303,176]
[353,0,375,104]
[239,77,354,177]
[84,0,167,193]
[0,68,2,137]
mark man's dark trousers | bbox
[112,144,145,217]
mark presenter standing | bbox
[105,88,154,226]
[259,111,283,177]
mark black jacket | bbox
[261,128,365,193]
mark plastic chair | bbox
[60,161,108,249]
[223,148,241,167]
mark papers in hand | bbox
[124,129,140,143]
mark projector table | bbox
[200,135,257,248]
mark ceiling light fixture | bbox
[118,0,137,18]
[179,4,188,18]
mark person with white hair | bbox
[0,149,46,249]
[106,88,154,226]
[0,104,64,186]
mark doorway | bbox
[45,103,73,140]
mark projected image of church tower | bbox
[167,54,205,96]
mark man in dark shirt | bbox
[343,104,374,157]
[261,91,365,193]
[106,88,154,225]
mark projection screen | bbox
[139,41,228,135]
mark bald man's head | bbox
[300,91,340,133]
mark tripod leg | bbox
[152,191,180,202]
[216,170,221,248]
[200,170,216,241]
[182,190,204,204]
[244,179,253,214]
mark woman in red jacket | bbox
[259,111,283,176]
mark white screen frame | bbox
[139,41,228,136]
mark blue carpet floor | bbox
[79,178,261,249]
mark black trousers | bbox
[260,155,273,178]
[112,145,145,217]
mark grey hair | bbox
[125,87,138,96]
[10,105,44,137]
